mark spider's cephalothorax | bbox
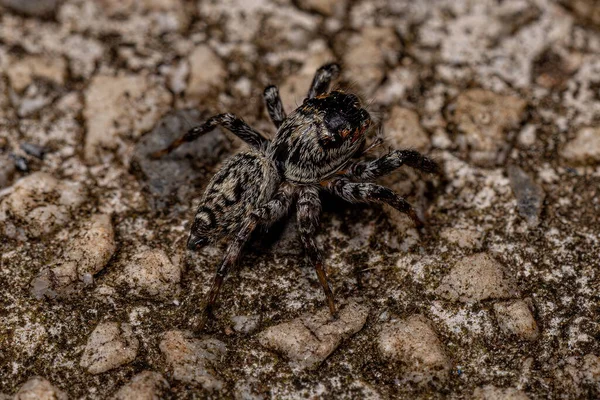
[269,91,371,183]
[151,63,439,327]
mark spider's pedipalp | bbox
[297,185,336,317]
[150,113,269,159]
[307,63,341,99]
[264,85,286,128]
[327,178,424,228]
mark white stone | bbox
[80,322,139,374]
[231,314,260,334]
[187,45,227,100]
[119,249,181,299]
[560,127,600,165]
[258,300,369,370]
[384,107,431,153]
[84,74,172,163]
[1,172,86,238]
[159,330,227,391]
[13,377,67,400]
[378,315,451,384]
[493,300,540,341]
[436,253,519,303]
[112,371,169,400]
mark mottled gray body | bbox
[189,150,279,247]
[151,63,439,329]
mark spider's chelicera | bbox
[152,63,438,326]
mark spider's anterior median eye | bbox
[324,112,347,134]
[320,111,350,147]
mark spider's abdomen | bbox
[187,150,279,249]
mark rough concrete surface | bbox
[0,0,599,398]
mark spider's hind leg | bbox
[151,113,269,159]
[327,179,424,228]
[297,186,337,318]
[307,63,341,99]
[191,184,294,331]
[263,85,286,128]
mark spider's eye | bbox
[324,112,347,134]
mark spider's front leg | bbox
[345,149,439,181]
[297,186,337,318]
[307,63,341,99]
[151,113,269,158]
[191,184,294,330]
[263,85,286,128]
[327,178,424,228]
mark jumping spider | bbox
[152,63,438,326]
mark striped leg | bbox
[327,178,423,228]
[191,185,294,330]
[151,113,269,158]
[263,85,286,128]
[345,149,439,181]
[307,63,341,99]
[297,186,337,317]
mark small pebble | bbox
[378,314,451,384]
[118,249,181,299]
[258,300,369,370]
[452,89,526,166]
[112,371,169,400]
[13,376,67,400]
[436,253,520,303]
[11,154,28,172]
[493,299,540,341]
[159,330,227,391]
[31,214,116,299]
[1,172,86,238]
[80,322,139,374]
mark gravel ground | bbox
[1,0,600,399]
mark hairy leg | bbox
[327,178,423,228]
[344,149,439,181]
[297,186,337,317]
[151,113,269,158]
[263,85,286,128]
[307,63,341,99]
[194,184,294,329]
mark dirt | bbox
[1,0,599,398]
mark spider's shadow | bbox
[250,191,365,254]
